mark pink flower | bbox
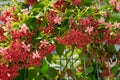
[20,24,28,34]
[116,2,120,12]
[0,36,5,41]
[105,22,112,28]
[114,21,120,28]
[21,9,28,14]
[10,29,32,40]
[98,17,105,24]
[32,50,40,59]
[22,42,31,51]
[0,47,4,54]
[85,27,94,34]
[0,10,13,23]
[5,22,11,29]
[6,16,13,22]
[10,24,30,39]
[54,16,61,25]
[39,40,48,48]
[101,11,107,16]
[109,0,117,6]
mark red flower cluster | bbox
[0,64,20,80]
[0,39,55,80]
[1,0,120,79]
[41,10,56,34]
[57,30,91,48]
[4,39,29,63]
[10,24,33,40]
[54,0,81,12]
[42,10,62,35]
[0,9,56,79]
[0,10,13,24]
[39,43,55,58]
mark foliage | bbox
[0,0,120,80]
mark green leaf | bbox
[11,22,20,29]
[40,59,49,75]
[111,64,120,74]
[109,12,120,23]
[48,67,58,79]
[25,17,37,30]
[107,44,116,53]
[46,54,53,62]
[26,69,36,80]
[14,68,28,80]
[55,40,65,56]
[82,0,92,6]
[32,2,45,10]
[86,67,94,74]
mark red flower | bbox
[80,18,91,26]
[39,43,56,58]
[100,0,103,2]
[54,16,62,25]
[72,0,81,6]
[114,35,120,44]
[85,26,94,34]
[25,0,37,6]
[10,24,32,39]
[0,10,13,24]
[41,10,56,35]
[4,40,29,64]
[54,0,65,12]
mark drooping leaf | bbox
[109,12,120,23]
[40,59,49,75]
[48,67,58,79]
[86,67,94,74]
[55,40,65,56]
[107,44,116,53]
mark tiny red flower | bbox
[25,0,37,6]
[72,0,81,6]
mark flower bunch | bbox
[110,0,120,12]
[0,3,55,80]
[0,0,120,79]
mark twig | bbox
[57,47,75,80]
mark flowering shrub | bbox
[0,0,120,80]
